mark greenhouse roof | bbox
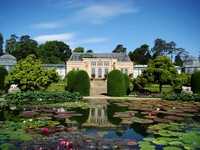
[69,53,131,62]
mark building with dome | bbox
[183,55,200,74]
[0,54,17,72]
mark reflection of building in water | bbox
[82,107,114,127]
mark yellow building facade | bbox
[66,53,134,79]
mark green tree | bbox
[107,69,126,96]
[174,54,183,66]
[37,41,71,64]
[13,35,38,60]
[0,67,8,91]
[0,32,3,56]
[86,49,93,53]
[129,44,151,64]
[112,44,126,53]
[151,38,187,62]
[5,54,60,91]
[5,34,18,54]
[73,47,84,53]
[144,56,179,92]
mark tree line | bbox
[0,33,189,66]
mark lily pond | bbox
[0,99,200,150]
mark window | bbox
[98,68,102,78]
[104,61,109,66]
[97,61,103,66]
[105,68,108,74]
[125,68,128,74]
[91,61,96,66]
[91,68,95,77]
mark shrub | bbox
[67,70,77,92]
[4,91,83,105]
[191,71,200,94]
[123,74,131,95]
[107,69,125,96]
[161,93,200,102]
[0,67,8,91]
[73,70,90,96]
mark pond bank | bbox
[84,96,161,101]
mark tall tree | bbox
[13,35,38,60]
[73,47,84,53]
[151,38,187,62]
[129,44,151,64]
[0,33,3,56]
[174,54,183,66]
[37,41,71,64]
[112,44,126,53]
[151,38,167,58]
[5,34,18,54]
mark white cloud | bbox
[31,22,63,29]
[48,0,138,24]
[75,2,138,23]
[34,33,76,43]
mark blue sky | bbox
[0,0,200,56]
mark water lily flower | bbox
[23,120,26,124]
[41,127,49,132]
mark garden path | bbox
[90,80,107,97]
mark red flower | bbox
[41,127,49,132]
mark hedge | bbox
[107,69,125,96]
[191,71,200,94]
[124,74,131,95]
[67,70,77,92]
[73,70,90,96]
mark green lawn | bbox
[144,86,173,93]
[47,80,67,92]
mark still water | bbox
[0,99,200,149]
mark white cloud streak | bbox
[48,0,138,24]
[34,33,76,43]
[31,22,63,29]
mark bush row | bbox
[161,93,200,102]
[4,91,83,105]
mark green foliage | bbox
[145,123,200,150]
[107,69,126,96]
[37,41,72,64]
[6,35,38,60]
[73,47,84,52]
[129,44,151,64]
[4,91,83,105]
[161,93,200,101]
[0,67,8,91]
[174,73,191,88]
[67,70,77,92]
[73,70,90,96]
[191,71,200,94]
[4,54,60,91]
[123,74,130,95]
[0,32,3,56]
[145,56,179,92]
[112,44,126,53]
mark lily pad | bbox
[165,116,184,121]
